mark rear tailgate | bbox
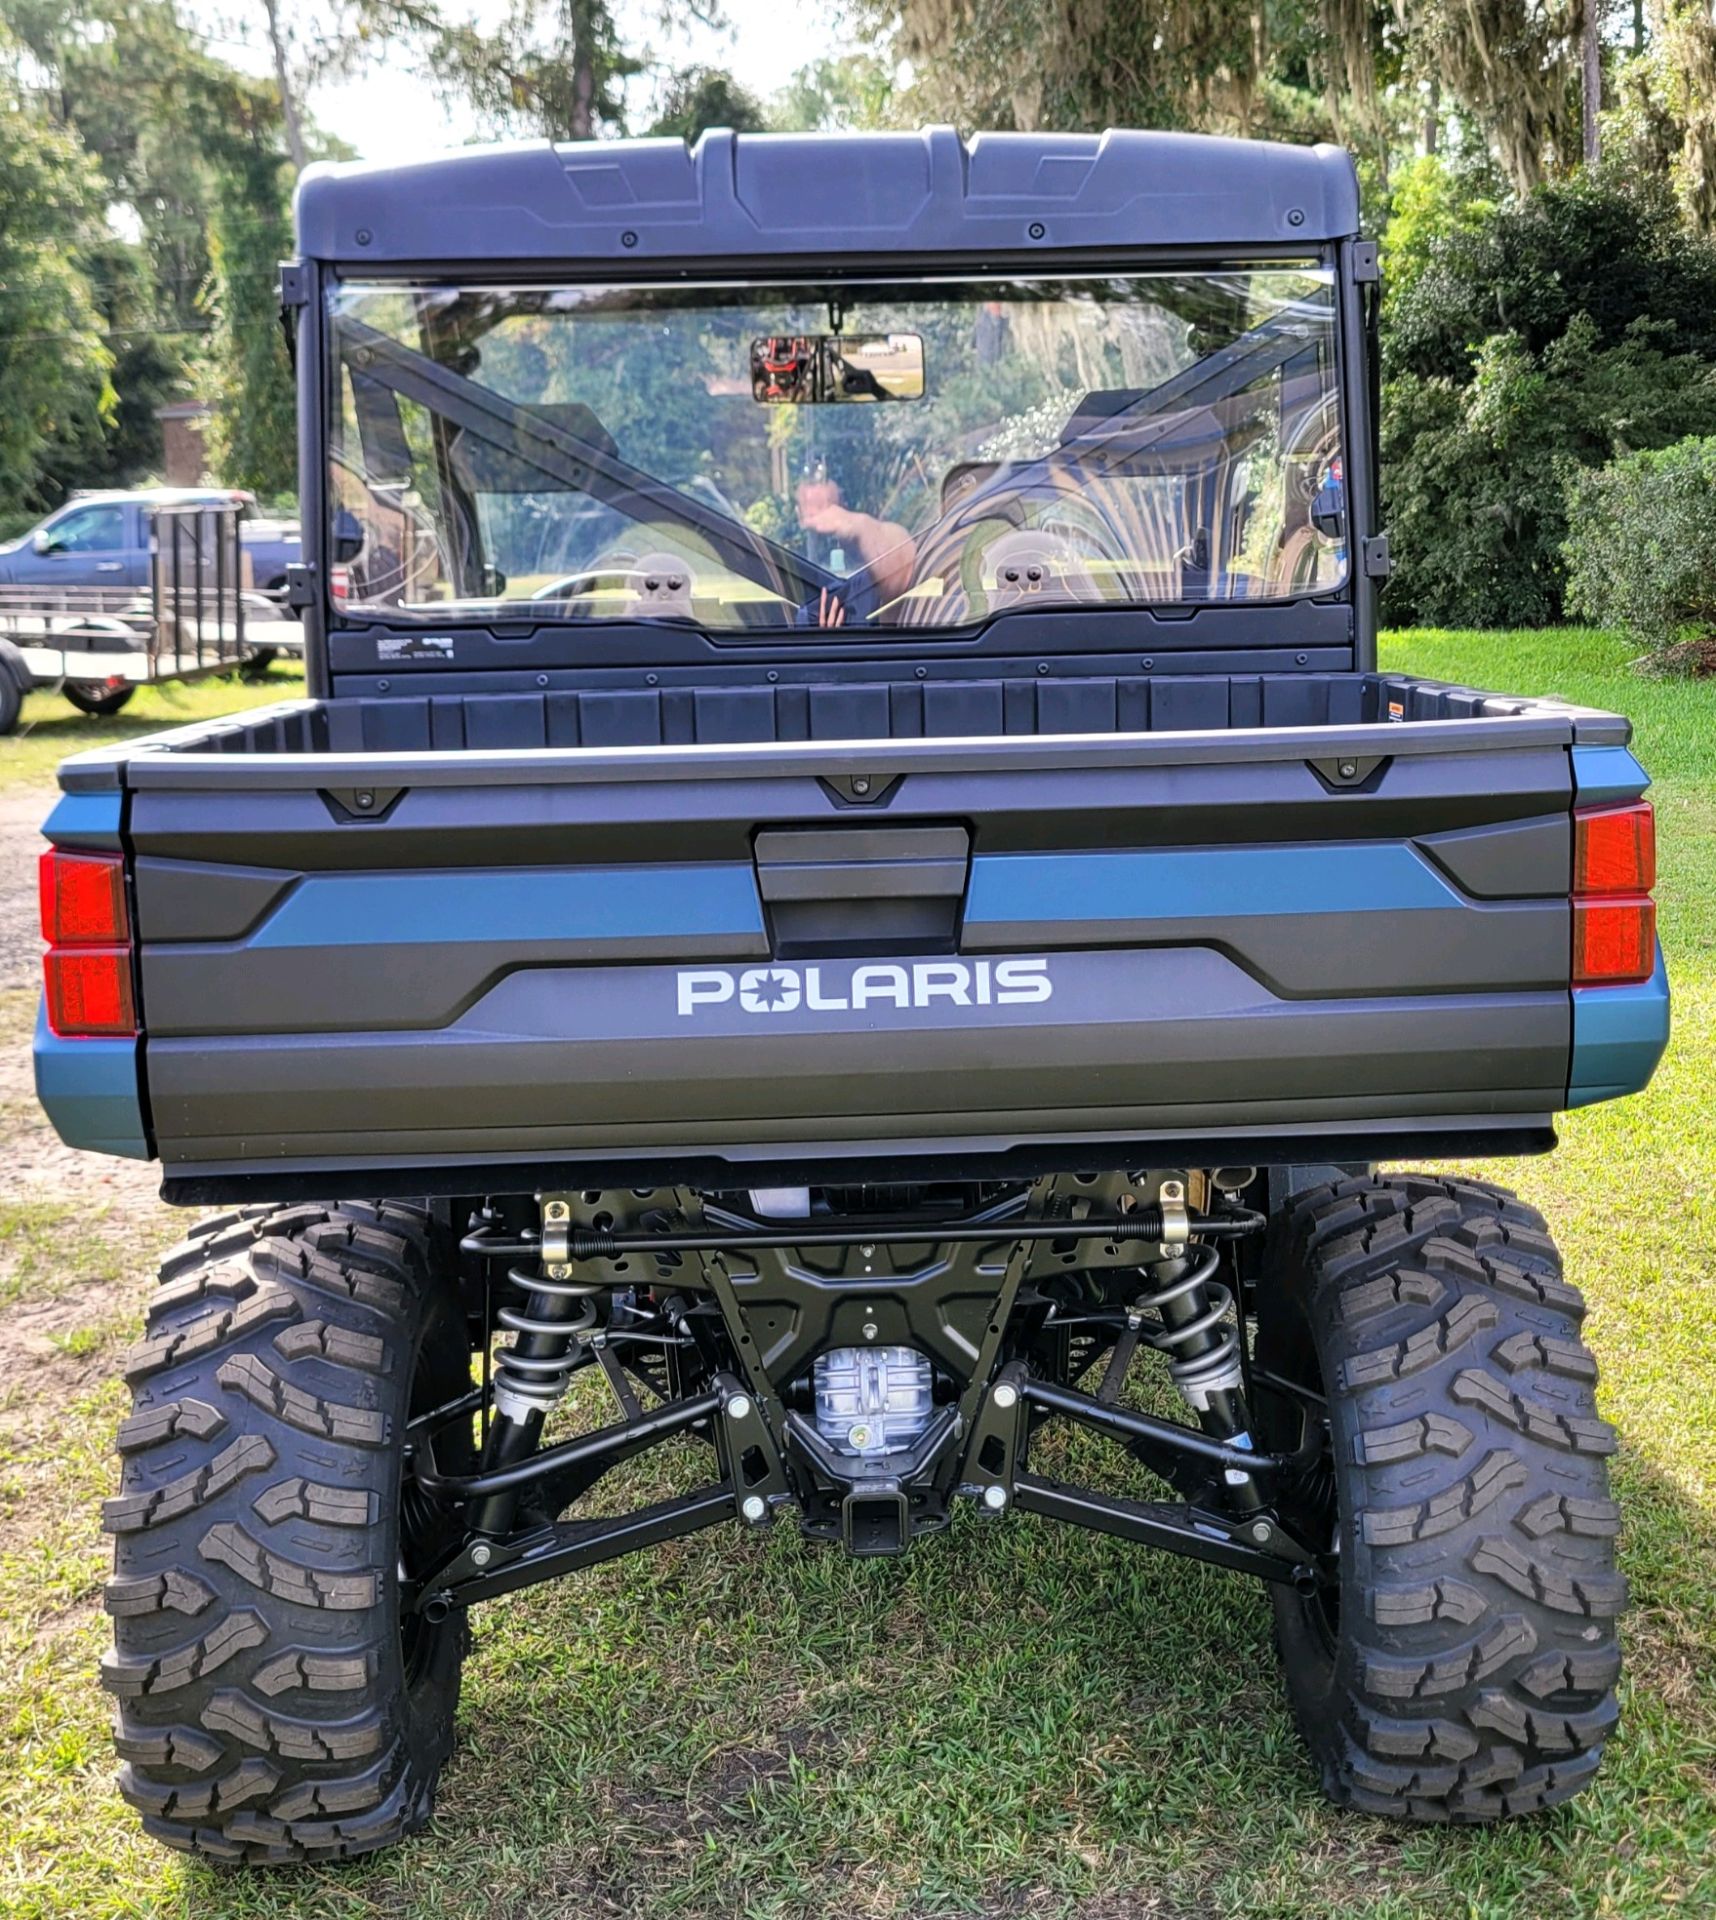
[84,707,1633,1187]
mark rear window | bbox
[328,267,1348,632]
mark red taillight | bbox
[1573,898,1657,986]
[1572,800,1657,987]
[39,848,128,945]
[1574,801,1655,895]
[44,948,135,1036]
[331,565,351,601]
[40,848,136,1037]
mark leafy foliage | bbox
[1385,161,1716,383]
[866,0,1306,139]
[0,61,112,521]
[199,136,297,500]
[3,1,311,508]
[1564,434,1716,650]
[769,55,898,132]
[648,66,768,140]
[1380,166,1716,626]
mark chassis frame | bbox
[400,1177,1333,1618]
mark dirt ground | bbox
[0,783,165,1365]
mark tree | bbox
[866,0,1282,136]
[1583,0,1605,161]
[35,235,185,499]
[648,66,767,140]
[0,59,113,522]
[196,71,298,501]
[1384,164,1716,383]
[863,0,1606,192]
[260,0,309,173]
[8,1,312,500]
[1384,317,1716,624]
[1380,167,1716,624]
[348,0,642,139]
[1644,1,1716,228]
[770,54,898,130]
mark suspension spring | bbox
[492,1259,604,1421]
[1132,1240,1244,1418]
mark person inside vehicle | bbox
[794,476,918,626]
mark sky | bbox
[196,1,836,164]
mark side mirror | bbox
[32,530,61,556]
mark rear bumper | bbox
[141,944,1569,1183]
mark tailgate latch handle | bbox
[754,824,971,958]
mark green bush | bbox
[1378,164,1716,627]
[1564,435,1716,653]
[1383,162,1716,386]
[1384,317,1716,629]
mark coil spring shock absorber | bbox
[1137,1240,1245,1430]
[471,1198,604,1536]
[1131,1180,1259,1507]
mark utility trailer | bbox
[34,128,1670,1864]
[0,498,272,729]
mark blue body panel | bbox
[1568,948,1672,1108]
[32,1007,150,1159]
[965,842,1463,925]
[248,862,765,952]
[1571,742,1650,806]
[32,789,152,1159]
[41,789,124,852]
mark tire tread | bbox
[1265,1174,1624,1823]
[104,1201,464,1863]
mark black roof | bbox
[295,127,1361,269]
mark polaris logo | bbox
[676,957,1053,1017]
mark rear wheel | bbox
[1256,1174,1624,1822]
[65,680,136,716]
[103,1202,473,1863]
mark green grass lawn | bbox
[0,629,1712,1918]
[0,667,307,790]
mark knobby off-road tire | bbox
[1256,1174,1625,1822]
[102,1202,474,1863]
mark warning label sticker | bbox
[377,634,455,662]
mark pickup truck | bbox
[36,129,1669,1865]
[0,489,309,716]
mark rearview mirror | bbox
[751,334,924,404]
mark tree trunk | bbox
[1582,0,1602,166]
[1424,75,1440,155]
[568,0,596,140]
[261,0,307,173]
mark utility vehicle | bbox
[35,128,1669,1861]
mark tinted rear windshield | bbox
[329,267,1348,632]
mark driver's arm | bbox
[796,480,917,602]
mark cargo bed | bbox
[43,670,1664,1199]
